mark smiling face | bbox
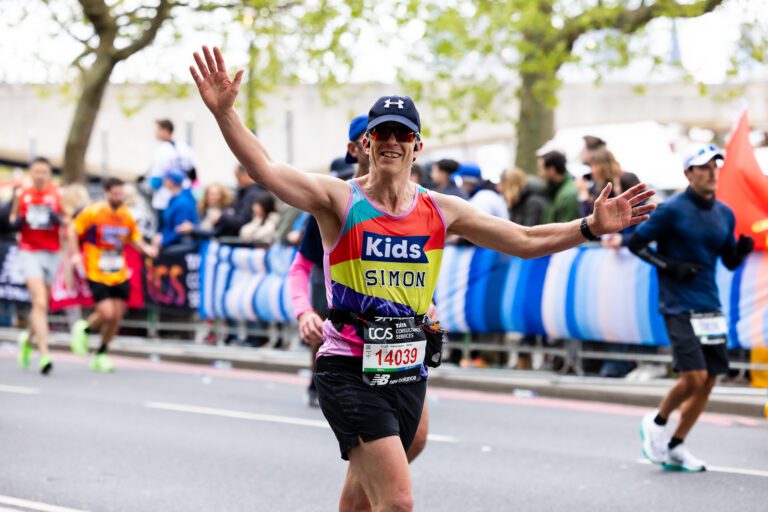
[365,122,422,178]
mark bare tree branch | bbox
[113,0,173,61]
[79,0,118,40]
[563,0,725,52]
[42,1,94,47]
[71,45,96,73]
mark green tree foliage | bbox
[394,0,726,175]
[225,0,367,132]
[39,0,177,183]
[34,0,367,182]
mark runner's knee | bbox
[683,370,708,391]
[30,296,48,311]
[97,303,116,323]
[382,492,414,512]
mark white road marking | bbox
[0,495,88,512]
[637,459,768,478]
[146,401,332,428]
[426,434,459,443]
[145,401,458,443]
[0,385,39,395]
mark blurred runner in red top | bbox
[10,157,63,375]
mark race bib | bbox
[27,205,52,229]
[98,250,125,274]
[690,312,728,345]
[362,317,426,386]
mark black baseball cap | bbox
[367,95,421,134]
[330,157,355,181]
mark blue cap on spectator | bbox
[330,157,355,181]
[345,115,368,164]
[453,163,482,181]
[163,168,186,185]
[367,96,421,134]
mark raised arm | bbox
[436,182,656,259]
[189,46,347,217]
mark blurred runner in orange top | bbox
[11,157,62,375]
[69,177,157,372]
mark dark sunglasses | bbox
[369,126,416,143]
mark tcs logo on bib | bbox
[361,232,429,264]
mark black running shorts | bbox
[664,313,729,376]
[87,280,131,303]
[314,355,426,460]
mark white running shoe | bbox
[664,444,706,472]
[640,411,668,464]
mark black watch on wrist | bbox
[580,217,599,241]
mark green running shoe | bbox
[71,319,90,356]
[39,354,53,375]
[91,353,115,373]
[17,331,31,369]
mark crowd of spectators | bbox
[0,118,658,370]
[131,119,296,254]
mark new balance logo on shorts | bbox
[369,374,390,386]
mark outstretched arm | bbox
[436,182,656,259]
[189,46,347,217]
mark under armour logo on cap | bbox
[367,95,421,134]
[383,98,405,109]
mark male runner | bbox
[190,45,654,511]
[288,117,433,465]
[632,144,753,472]
[69,178,157,372]
[11,157,62,375]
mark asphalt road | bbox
[1,349,766,512]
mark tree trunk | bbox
[244,39,258,132]
[514,70,555,176]
[62,55,115,183]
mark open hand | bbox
[190,46,244,118]
[590,182,656,236]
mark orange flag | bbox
[716,110,768,250]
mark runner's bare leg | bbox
[26,278,50,358]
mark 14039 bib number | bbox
[361,317,426,386]
[364,342,425,373]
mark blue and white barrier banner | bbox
[436,245,767,349]
[199,242,768,349]
[199,241,295,323]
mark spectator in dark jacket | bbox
[215,164,267,237]
[153,169,199,249]
[501,168,549,227]
[429,159,467,199]
[500,167,549,369]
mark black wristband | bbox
[580,217,599,241]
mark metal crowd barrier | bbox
[2,301,764,376]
